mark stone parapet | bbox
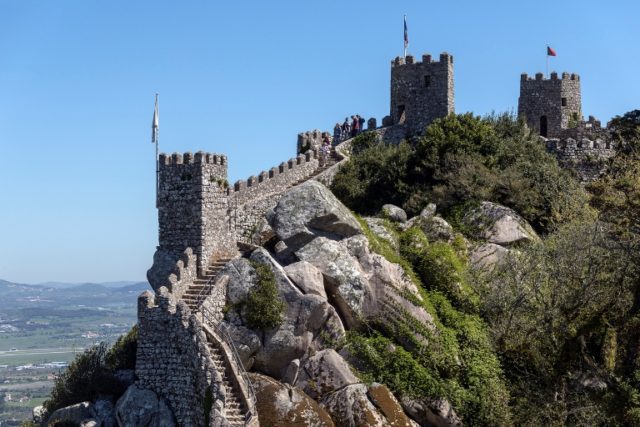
[230,149,320,206]
[544,137,615,182]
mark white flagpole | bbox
[404,15,407,59]
[153,93,159,208]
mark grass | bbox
[349,213,512,426]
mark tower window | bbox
[397,105,406,124]
[424,75,431,87]
[561,97,567,107]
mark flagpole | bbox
[154,93,159,209]
[546,47,549,78]
[403,15,407,59]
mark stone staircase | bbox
[206,338,247,426]
[182,257,232,312]
[290,147,340,187]
[181,256,255,426]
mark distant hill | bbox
[35,280,146,289]
[0,279,150,312]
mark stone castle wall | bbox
[136,288,225,427]
[519,72,582,137]
[390,53,454,135]
[147,247,198,299]
[233,139,351,243]
[545,137,615,182]
[297,130,330,154]
[229,150,320,207]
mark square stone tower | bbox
[390,52,455,135]
[156,152,235,274]
[518,72,582,138]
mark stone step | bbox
[226,412,243,420]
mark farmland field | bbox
[0,279,145,425]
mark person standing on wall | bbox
[351,115,359,137]
[334,122,342,144]
[342,117,351,139]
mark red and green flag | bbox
[547,46,557,57]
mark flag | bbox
[547,46,557,57]
[404,15,409,49]
[151,94,159,144]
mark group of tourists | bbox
[333,115,366,144]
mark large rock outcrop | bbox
[269,180,362,252]
[469,243,510,273]
[321,383,417,427]
[222,248,345,379]
[115,385,176,427]
[250,372,335,426]
[284,261,327,298]
[46,402,93,426]
[400,397,463,427]
[295,349,360,400]
[381,204,407,223]
[296,237,371,329]
[462,202,538,246]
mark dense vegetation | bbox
[332,113,586,233]
[245,262,285,330]
[343,220,511,426]
[332,111,640,426]
[43,326,138,414]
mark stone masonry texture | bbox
[140,52,620,426]
[518,72,582,138]
[390,52,455,135]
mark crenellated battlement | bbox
[231,150,317,193]
[391,52,453,67]
[229,149,321,212]
[297,129,330,154]
[518,69,582,138]
[390,52,455,135]
[159,151,227,166]
[521,71,580,82]
[544,137,615,182]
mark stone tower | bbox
[390,52,455,135]
[518,72,582,138]
[156,152,235,274]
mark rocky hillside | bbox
[36,110,640,427]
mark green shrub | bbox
[399,229,478,312]
[106,325,138,371]
[346,328,511,426]
[245,263,285,330]
[627,407,640,427]
[44,343,125,414]
[331,141,414,215]
[353,217,511,425]
[398,227,429,264]
[346,332,442,398]
[19,422,38,427]
[332,112,587,233]
[350,130,381,154]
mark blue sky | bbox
[0,1,638,283]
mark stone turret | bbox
[390,52,455,135]
[518,72,582,138]
[156,151,235,274]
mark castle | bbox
[135,51,616,427]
